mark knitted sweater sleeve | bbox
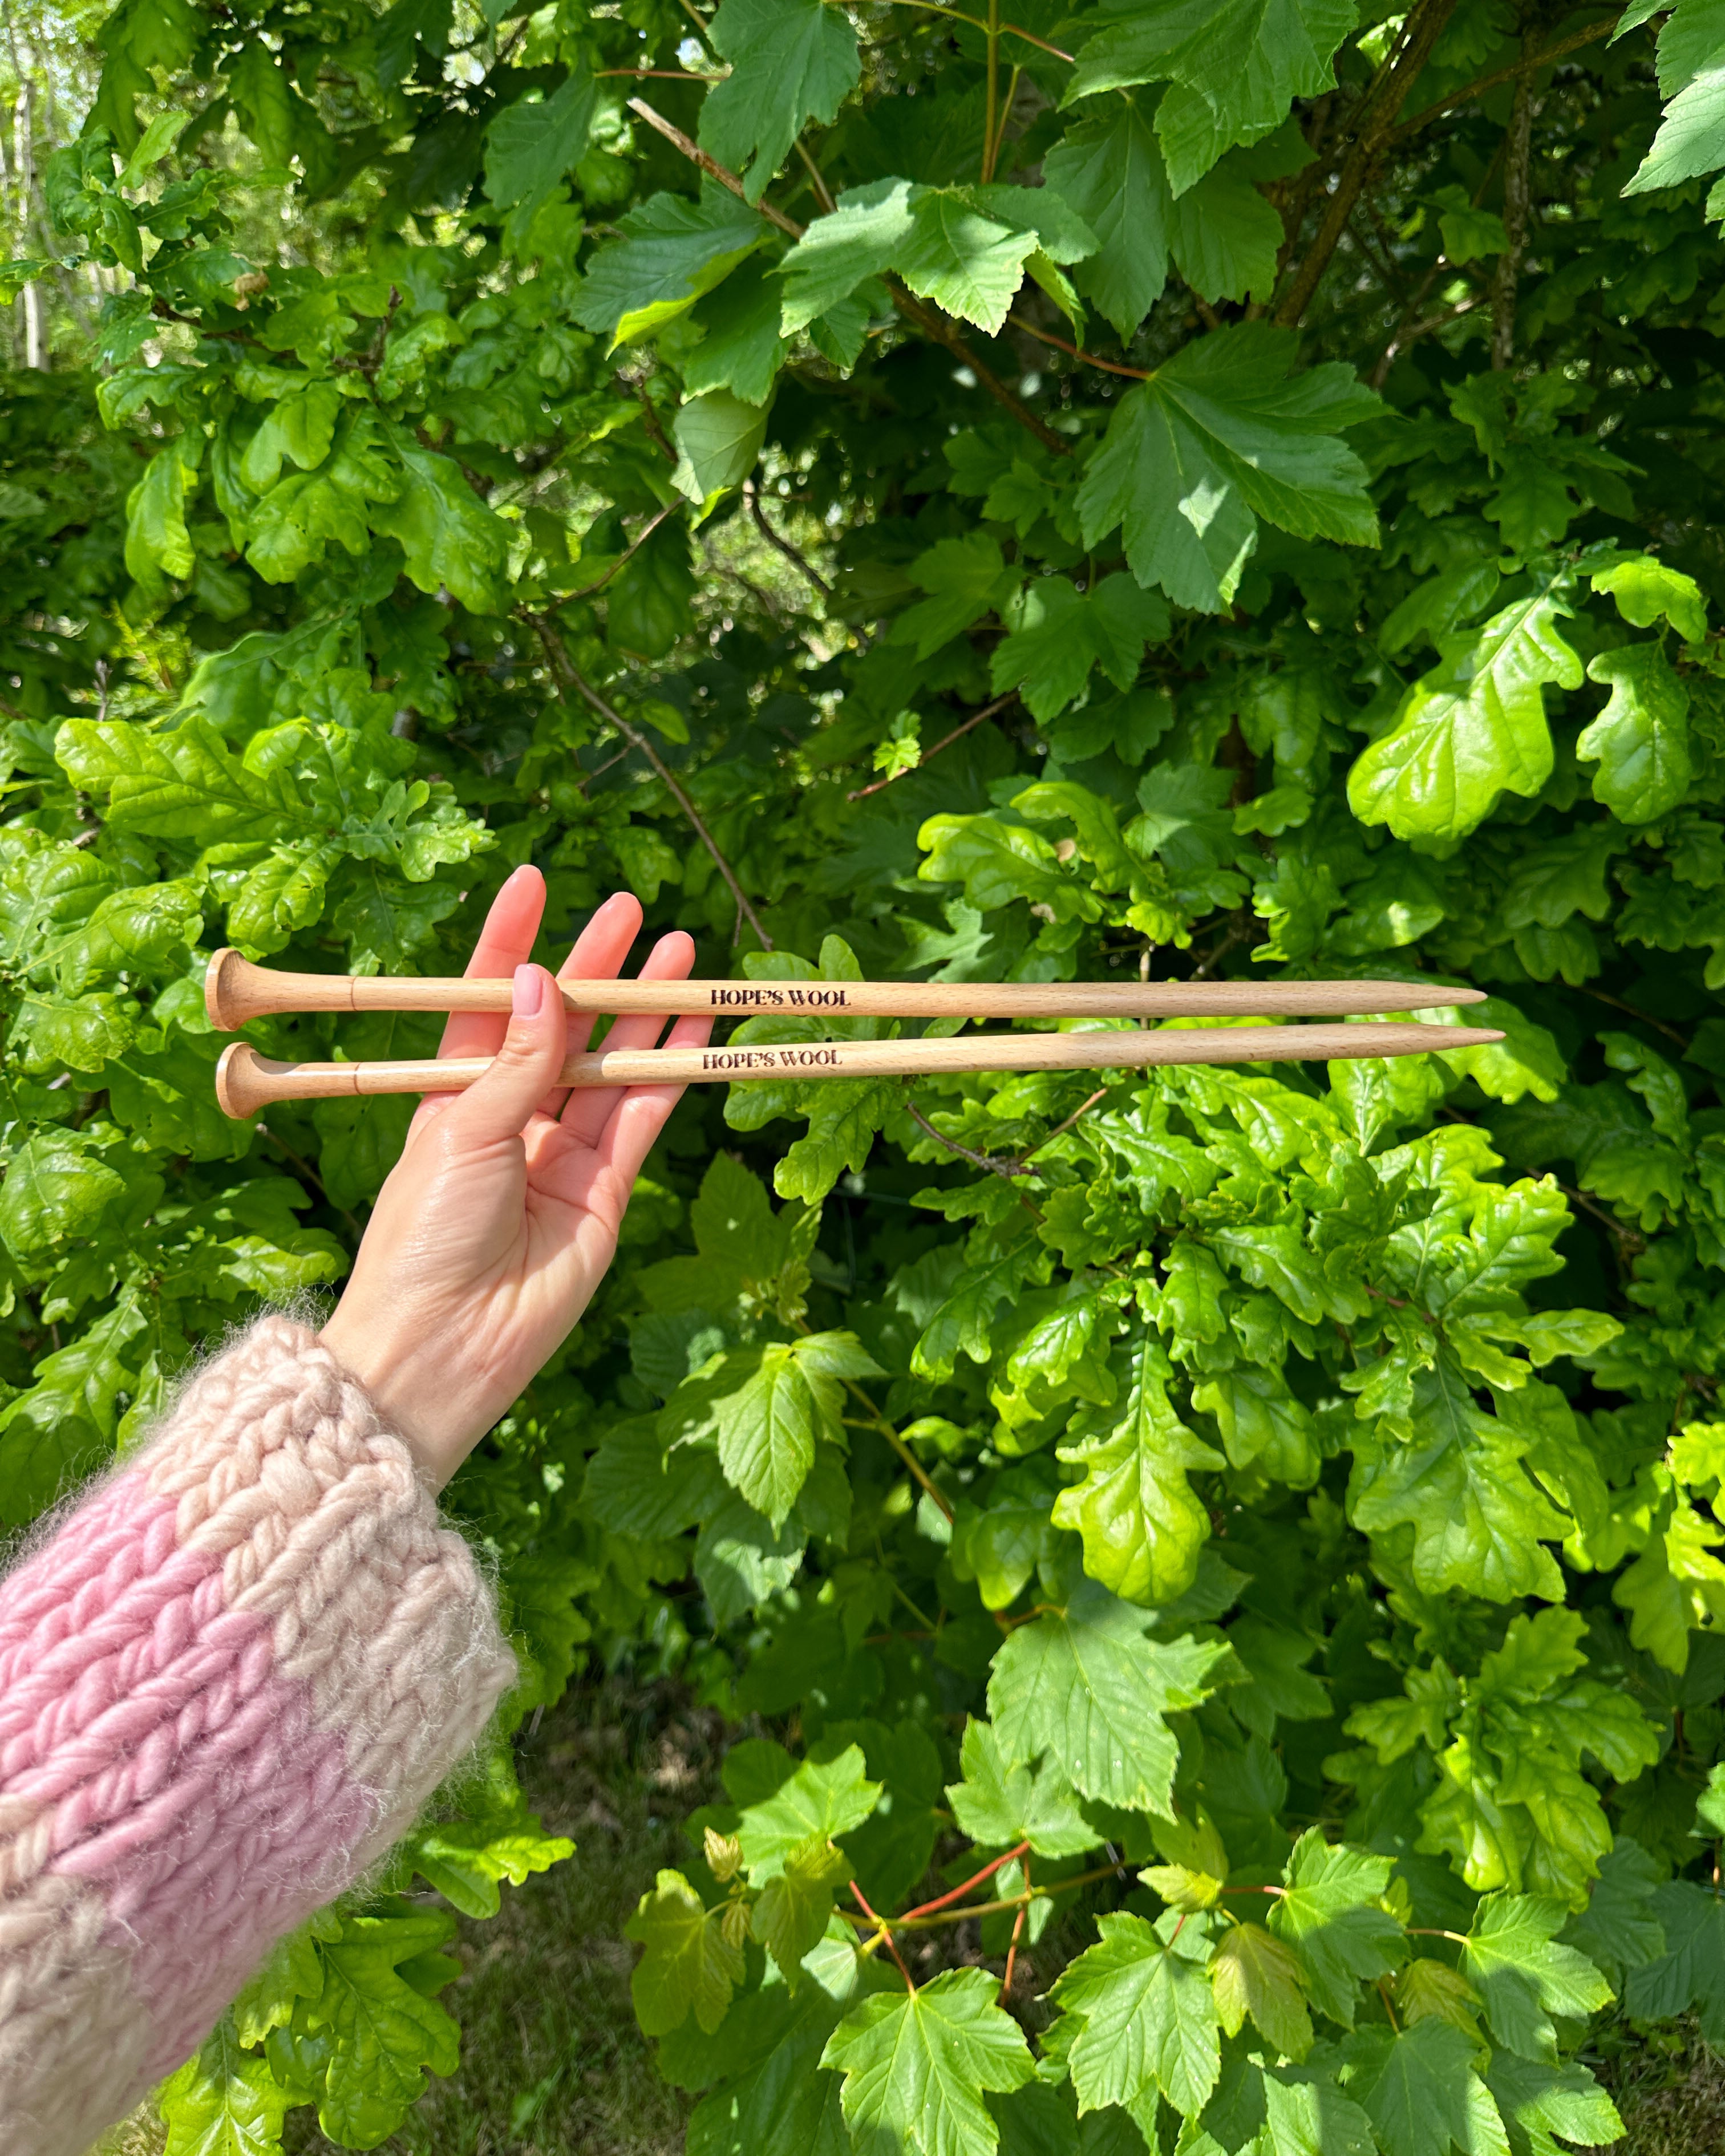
[0,1314,517,2156]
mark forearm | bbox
[0,1314,516,2156]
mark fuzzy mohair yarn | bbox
[0,1315,516,2156]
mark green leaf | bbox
[1578,645,1692,824]
[1051,1912,1221,2116]
[126,438,195,586]
[1459,1894,1612,2062]
[1625,3,1725,192]
[1208,1922,1313,2060]
[893,532,1022,660]
[372,434,509,613]
[701,0,860,202]
[778,180,916,333]
[752,1833,855,1980]
[710,1332,880,1527]
[894,190,1040,335]
[686,256,791,403]
[1349,1357,1570,1603]
[1266,1831,1403,2027]
[1052,1335,1222,1607]
[673,388,771,504]
[945,1717,1097,1858]
[1074,325,1381,613]
[310,1906,462,2143]
[1485,2054,1623,2156]
[483,71,597,220]
[987,1580,1234,1814]
[1044,102,1172,340]
[820,1966,1036,2156]
[1339,2020,1501,2156]
[1589,553,1707,642]
[1348,583,1583,842]
[626,1869,747,2035]
[577,186,767,345]
[1622,1882,1725,2044]
[738,1744,883,1876]
[158,2017,291,2156]
[1067,0,1356,193]
[404,1813,575,1920]
[990,575,1170,721]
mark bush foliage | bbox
[7,0,1725,2149]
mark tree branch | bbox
[1274,0,1461,327]
[904,1099,1036,1179]
[848,690,1018,800]
[531,615,775,949]
[1491,58,1536,370]
[627,99,1068,457]
[1389,14,1618,143]
[744,479,832,594]
[563,500,681,601]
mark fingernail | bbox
[513,964,544,1018]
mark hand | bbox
[319,869,710,1487]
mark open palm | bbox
[320,869,710,1486]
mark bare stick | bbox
[745,479,832,595]
[214,1022,1505,1117]
[205,950,1489,1028]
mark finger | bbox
[558,930,701,1145]
[436,864,548,1064]
[435,963,569,1156]
[535,890,648,1119]
[589,1007,715,1190]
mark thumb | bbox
[440,963,567,1150]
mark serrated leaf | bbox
[820,1966,1036,2156]
[1339,2020,1501,2156]
[627,1869,748,2036]
[1074,325,1380,613]
[738,1744,883,1876]
[752,1834,854,1980]
[1052,1912,1221,2116]
[1067,0,1356,193]
[1460,1894,1612,2061]
[1485,2053,1623,2156]
[701,0,860,202]
[987,1580,1234,1815]
[577,186,767,344]
[946,1717,1097,1858]
[484,71,596,220]
[1208,1923,1313,2058]
[1267,1831,1403,2027]
[159,2020,292,2155]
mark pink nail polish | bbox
[513,964,544,1017]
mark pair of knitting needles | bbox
[205,950,1499,1120]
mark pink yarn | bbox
[0,1316,517,2156]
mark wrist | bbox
[319,1305,468,1489]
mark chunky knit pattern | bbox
[0,1316,516,2156]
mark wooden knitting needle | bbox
[214,1021,1503,1118]
[204,949,1485,1028]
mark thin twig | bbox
[1007,312,1151,380]
[904,1099,1034,1180]
[627,98,804,237]
[1017,1085,1109,1165]
[632,379,678,465]
[1371,293,1485,385]
[793,136,837,216]
[1389,14,1618,143]
[564,501,680,601]
[838,1373,955,1519]
[532,617,774,948]
[745,480,832,594]
[1001,1853,1031,2002]
[852,1879,918,1990]
[901,1841,1030,1921]
[848,691,1018,800]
